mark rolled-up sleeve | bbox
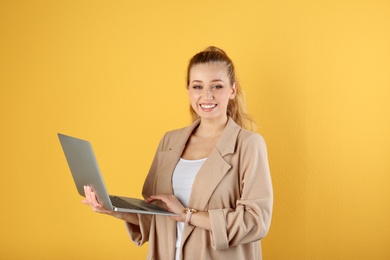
[125,214,152,246]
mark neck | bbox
[195,116,228,138]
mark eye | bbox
[192,85,202,89]
[213,85,223,89]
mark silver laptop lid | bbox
[58,133,113,210]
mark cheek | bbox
[188,90,200,99]
[220,92,232,103]
[188,92,199,106]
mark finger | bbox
[82,186,110,214]
[145,197,158,203]
[84,185,92,203]
[150,194,167,202]
[90,191,101,207]
[82,186,92,205]
[85,186,99,208]
[83,185,88,200]
[87,186,98,206]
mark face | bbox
[188,63,237,121]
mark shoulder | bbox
[157,119,200,150]
[216,117,267,156]
[234,129,270,172]
[161,126,186,143]
[236,128,268,153]
[238,128,266,143]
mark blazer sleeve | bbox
[208,133,273,249]
[125,133,167,246]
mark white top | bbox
[172,157,207,259]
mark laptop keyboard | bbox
[110,196,145,211]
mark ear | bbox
[230,82,237,99]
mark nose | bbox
[203,89,213,100]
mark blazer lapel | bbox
[155,119,202,195]
[190,117,241,210]
[181,118,241,243]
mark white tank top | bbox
[172,157,207,258]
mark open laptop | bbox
[58,133,177,216]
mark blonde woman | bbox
[84,46,273,260]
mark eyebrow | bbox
[191,79,225,84]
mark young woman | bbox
[83,46,273,259]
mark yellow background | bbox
[1,0,389,259]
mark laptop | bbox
[58,133,177,216]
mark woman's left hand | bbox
[146,194,186,222]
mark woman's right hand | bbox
[82,185,139,225]
[82,185,114,214]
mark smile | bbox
[200,104,217,109]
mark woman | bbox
[83,46,273,259]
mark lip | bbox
[199,103,217,112]
[200,103,217,109]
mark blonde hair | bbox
[186,46,257,131]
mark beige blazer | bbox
[126,118,273,260]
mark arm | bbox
[146,194,212,230]
[82,185,139,225]
[209,133,273,249]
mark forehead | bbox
[189,62,229,81]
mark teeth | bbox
[201,104,216,109]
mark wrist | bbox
[112,211,125,220]
[184,208,198,226]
